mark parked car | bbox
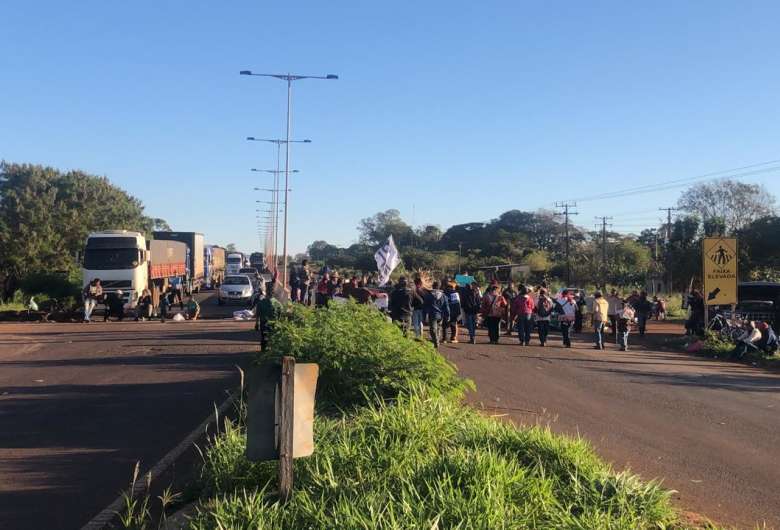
[218,274,256,306]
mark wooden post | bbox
[278,356,295,502]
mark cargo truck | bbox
[82,230,187,306]
[204,245,226,288]
[249,252,265,272]
[152,231,205,294]
[226,252,245,275]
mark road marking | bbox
[80,391,238,530]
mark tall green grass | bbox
[193,390,676,530]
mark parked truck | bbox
[249,252,265,272]
[82,230,187,306]
[226,252,245,275]
[204,245,226,288]
[152,231,205,294]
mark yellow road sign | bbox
[702,237,738,306]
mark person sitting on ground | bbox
[755,321,778,354]
[136,289,153,321]
[104,290,126,322]
[731,321,762,359]
[185,295,200,320]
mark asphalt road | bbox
[441,323,780,529]
[0,314,257,530]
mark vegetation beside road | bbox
[182,302,698,529]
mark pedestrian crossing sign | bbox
[702,237,738,306]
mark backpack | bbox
[536,296,553,318]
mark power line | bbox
[562,160,780,204]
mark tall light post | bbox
[240,70,338,289]
[248,137,310,272]
[251,168,298,272]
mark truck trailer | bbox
[205,245,226,288]
[82,230,187,306]
[152,231,205,293]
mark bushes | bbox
[259,301,471,408]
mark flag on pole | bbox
[374,235,400,287]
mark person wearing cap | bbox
[616,299,635,351]
[592,291,609,350]
[512,285,535,346]
[556,290,577,348]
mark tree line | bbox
[308,179,779,290]
[0,162,168,299]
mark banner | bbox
[702,237,738,306]
[374,235,400,287]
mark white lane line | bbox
[80,391,238,530]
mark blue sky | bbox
[3,1,780,254]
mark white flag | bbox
[374,235,400,287]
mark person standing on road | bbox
[512,285,535,346]
[480,284,507,344]
[502,282,518,336]
[607,289,621,339]
[592,291,609,350]
[535,288,554,346]
[617,300,635,351]
[461,281,481,344]
[389,276,414,336]
[411,277,427,339]
[574,292,586,333]
[443,280,462,343]
[159,289,171,323]
[634,291,652,337]
[556,290,576,348]
[255,290,281,351]
[424,281,450,348]
[298,259,311,305]
[82,278,102,323]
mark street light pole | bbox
[240,70,338,290]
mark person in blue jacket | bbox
[424,281,450,349]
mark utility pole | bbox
[658,207,679,294]
[594,216,612,289]
[554,202,579,285]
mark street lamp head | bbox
[303,139,312,143]
[326,74,339,80]
[246,136,256,141]
[240,70,252,75]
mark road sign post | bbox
[702,237,738,307]
[245,357,318,503]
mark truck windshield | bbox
[84,249,141,270]
[227,257,241,263]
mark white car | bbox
[218,275,256,306]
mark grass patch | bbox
[193,390,677,529]
[0,302,25,312]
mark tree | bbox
[739,215,780,280]
[677,179,776,233]
[225,243,237,252]
[357,209,414,246]
[0,162,166,297]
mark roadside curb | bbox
[80,391,238,530]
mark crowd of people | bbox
[380,277,667,351]
[81,278,200,323]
